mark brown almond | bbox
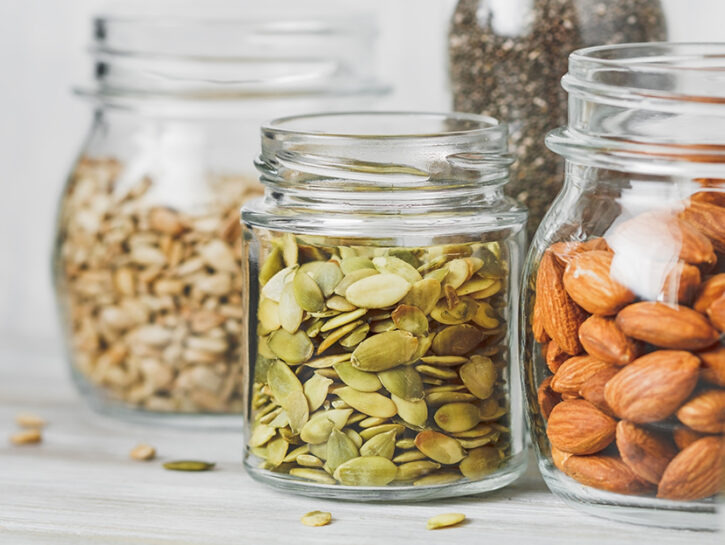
[616,420,677,484]
[604,350,700,423]
[657,436,724,500]
[691,188,725,207]
[562,453,653,495]
[550,355,612,396]
[578,315,639,366]
[549,238,610,266]
[579,366,619,417]
[616,302,718,350]
[658,262,701,305]
[532,296,550,344]
[706,294,725,332]
[550,446,572,472]
[694,274,725,313]
[546,399,616,455]
[698,345,725,387]
[676,389,725,434]
[545,341,569,374]
[679,200,725,253]
[673,427,707,451]
[563,251,635,316]
[536,251,587,355]
[537,376,561,420]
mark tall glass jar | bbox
[521,43,725,529]
[53,14,385,422]
[449,0,666,238]
[241,112,527,499]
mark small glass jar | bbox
[241,112,528,499]
[521,43,725,529]
[53,13,385,422]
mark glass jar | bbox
[521,43,725,529]
[448,0,666,239]
[241,112,528,499]
[53,13,385,422]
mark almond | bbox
[679,200,725,253]
[536,251,587,355]
[546,399,616,455]
[676,389,725,434]
[691,189,725,208]
[578,315,639,366]
[616,420,677,484]
[537,376,561,420]
[550,355,612,396]
[604,350,700,423]
[657,436,724,500]
[579,366,619,417]
[658,262,701,305]
[694,274,725,313]
[550,446,572,472]
[673,427,707,450]
[532,296,550,343]
[561,453,652,495]
[545,341,569,374]
[563,251,635,316]
[706,294,725,332]
[549,238,610,266]
[699,345,725,387]
[616,302,718,350]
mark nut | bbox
[615,420,677,484]
[698,345,725,387]
[550,355,612,397]
[561,453,653,495]
[706,294,725,332]
[657,436,724,501]
[676,389,725,434]
[694,273,725,313]
[578,366,619,417]
[546,399,616,455]
[563,251,634,315]
[577,315,639,366]
[679,200,725,253]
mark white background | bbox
[0,0,722,344]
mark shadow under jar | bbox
[521,43,725,529]
[241,112,528,499]
[53,13,385,423]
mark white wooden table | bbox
[0,338,721,545]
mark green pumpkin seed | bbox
[357,416,387,428]
[333,456,398,486]
[258,298,281,334]
[369,318,396,333]
[334,268,379,296]
[414,430,466,465]
[339,323,370,348]
[451,423,493,438]
[282,390,310,434]
[413,471,462,486]
[460,446,501,479]
[345,273,411,309]
[305,318,324,337]
[351,331,418,372]
[430,298,477,325]
[281,233,298,267]
[417,255,449,274]
[163,460,215,472]
[292,270,325,312]
[444,259,472,289]
[392,450,426,463]
[300,511,332,527]
[378,366,424,400]
[359,429,397,459]
[298,260,325,277]
[456,433,499,449]
[409,334,434,363]
[334,360,382,392]
[300,417,334,445]
[346,413,368,426]
[321,308,367,332]
[267,360,304,400]
[401,278,441,314]
[395,460,441,481]
[279,284,303,333]
[416,365,458,380]
[426,391,478,406]
[387,248,421,268]
[326,295,357,312]
[372,256,422,284]
[249,423,276,447]
[470,280,502,300]
[426,513,466,530]
[268,330,314,364]
[344,428,364,448]
[259,246,284,285]
[267,410,291,429]
[456,277,496,296]
[289,468,336,484]
[459,355,496,399]
[308,443,328,461]
[305,353,351,369]
[340,256,375,274]
[316,320,364,354]
[313,262,344,297]
[391,304,429,335]
[391,394,428,427]
[472,301,500,328]
[266,437,288,467]
[395,438,416,449]
[420,355,468,366]
[303,372,333,412]
[334,387,396,418]
[326,428,360,471]
[359,423,405,441]
[431,325,484,356]
[261,265,297,302]
[425,267,449,283]
[479,399,507,421]
[282,444,310,463]
[434,403,481,433]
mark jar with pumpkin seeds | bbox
[241,112,528,500]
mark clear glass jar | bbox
[521,43,725,529]
[241,112,528,500]
[52,14,385,422]
[449,0,667,239]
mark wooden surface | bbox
[0,338,721,545]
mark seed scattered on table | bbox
[300,510,332,527]
[15,413,46,428]
[130,444,156,461]
[162,460,215,471]
[426,512,466,530]
[10,429,42,445]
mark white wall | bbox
[0,0,722,343]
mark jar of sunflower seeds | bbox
[241,112,528,499]
[53,12,385,422]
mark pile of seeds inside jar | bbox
[248,234,513,486]
[55,157,262,413]
[449,0,666,237]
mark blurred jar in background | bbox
[53,12,386,422]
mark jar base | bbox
[539,460,721,531]
[243,450,527,502]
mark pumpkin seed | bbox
[460,446,501,479]
[266,437,288,467]
[456,433,499,449]
[301,511,332,527]
[470,280,502,300]
[259,246,284,285]
[444,259,472,289]
[427,513,465,530]
[268,330,314,364]
[391,304,429,335]
[413,472,462,486]
[312,262,343,297]
[249,423,276,447]
[334,387,397,418]
[293,270,325,312]
[303,372,333,412]
[369,318,396,333]
[378,366,424,400]
[359,429,397,459]
[372,256,422,284]
[425,267,449,283]
[326,428,360,471]
[434,403,481,433]
[298,260,325,277]
[472,302,499,328]
[426,391,478,406]
[282,390,310,434]
[281,233,298,267]
[396,438,416,449]
[333,456,398,486]
[261,265,297,302]
[334,361,382,392]
[451,423,493,438]
[279,284,303,333]
[326,295,357,312]
[345,273,411,309]
[431,325,484,356]
[358,416,389,428]
[395,460,441,481]
[352,331,418,372]
[456,277,496,296]
[414,430,466,465]
[392,450,426,463]
[334,268,379,296]
[359,423,405,441]
[289,468,336,484]
[305,353,351,369]
[283,444,310,463]
[420,355,468,366]
[341,256,375,274]
[401,278,441,314]
[163,460,215,472]
[258,298,281,334]
[459,356,496,399]
[339,323,370,348]
[316,320,364,354]
[268,360,304,400]
[415,365,458,380]
[321,308,367,332]
[430,298,477,325]
[344,428,364,448]
[479,399,507,421]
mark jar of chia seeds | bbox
[241,112,528,499]
[521,43,725,530]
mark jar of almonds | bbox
[522,44,725,529]
[241,112,528,499]
[53,13,385,420]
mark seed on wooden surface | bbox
[426,513,466,530]
[301,510,332,527]
[10,429,42,445]
[162,460,215,471]
[15,413,46,428]
[129,444,156,461]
